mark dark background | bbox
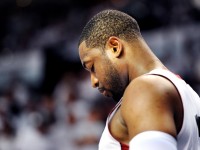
[0,0,200,149]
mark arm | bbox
[121,75,180,149]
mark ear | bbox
[105,36,123,58]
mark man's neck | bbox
[128,56,166,82]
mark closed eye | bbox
[91,64,95,73]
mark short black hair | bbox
[79,9,141,49]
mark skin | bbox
[79,36,183,145]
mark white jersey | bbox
[99,69,200,150]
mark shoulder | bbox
[121,74,180,138]
[123,74,179,104]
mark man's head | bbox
[78,9,143,101]
[79,9,141,50]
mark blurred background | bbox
[0,0,200,149]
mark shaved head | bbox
[79,9,141,50]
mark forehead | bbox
[79,41,101,63]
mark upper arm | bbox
[121,75,179,140]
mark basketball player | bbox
[78,9,200,150]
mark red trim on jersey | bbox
[176,74,182,79]
[166,69,182,79]
[121,142,129,150]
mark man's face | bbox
[79,42,125,102]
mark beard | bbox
[103,58,125,102]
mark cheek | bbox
[95,68,110,87]
[96,71,107,84]
[95,63,106,78]
[95,57,113,86]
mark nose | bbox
[91,73,99,88]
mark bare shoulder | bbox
[122,74,180,107]
[121,74,181,139]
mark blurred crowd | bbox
[0,0,200,150]
[0,68,115,150]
